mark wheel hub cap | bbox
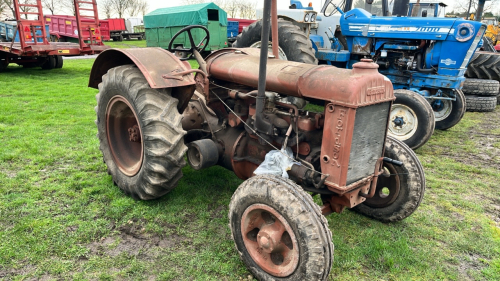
[432,99,452,121]
[241,204,299,277]
[106,96,143,176]
[388,104,419,141]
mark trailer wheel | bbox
[433,90,466,130]
[95,65,187,200]
[55,56,63,69]
[387,89,435,150]
[465,94,497,112]
[0,56,8,72]
[41,55,56,70]
[229,175,333,280]
[233,19,318,64]
[352,136,425,222]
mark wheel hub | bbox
[241,204,299,277]
[364,163,401,208]
[432,99,452,121]
[388,104,419,141]
[106,96,143,176]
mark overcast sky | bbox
[146,0,458,13]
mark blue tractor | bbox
[235,0,486,149]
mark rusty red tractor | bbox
[88,1,425,279]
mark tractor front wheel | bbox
[388,89,435,150]
[229,175,333,280]
[353,136,425,222]
[95,65,187,200]
[433,90,466,130]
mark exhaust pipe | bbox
[187,139,219,170]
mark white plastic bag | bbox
[254,147,296,178]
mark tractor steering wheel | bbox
[168,25,210,61]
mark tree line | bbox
[182,0,257,19]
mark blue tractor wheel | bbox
[433,90,466,130]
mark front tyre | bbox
[95,65,187,200]
[229,175,333,280]
[353,136,426,222]
[388,89,435,150]
[433,90,466,130]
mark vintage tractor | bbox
[236,0,487,150]
[88,0,425,278]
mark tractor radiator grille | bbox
[346,102,391,185]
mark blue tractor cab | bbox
[408,1,447,18]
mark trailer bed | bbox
[0,41,107,56]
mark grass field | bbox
[0,58,499,280]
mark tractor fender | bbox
[88,48,197,112]
[88,48,196,90]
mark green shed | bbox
[144,2,228,52]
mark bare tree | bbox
[181,0,207,4]
[100,0,114,18]
[239,0,257,19]
[18,0,36,19]
[110,0,131,18]
[128,0,147,17]
[42,0,59,14]
[453,0,500,18]
[137,0,148,17]
[0,0,14,19]
[62,0,77,15]
[223,0,240,18]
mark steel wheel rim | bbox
[433,99,452,121]
[388,104,419,141]
[241,204,299,277]
[106,96,143,176]
[249,41,288,60]
[364,163,401,208]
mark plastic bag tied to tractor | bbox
[254,147,297,178]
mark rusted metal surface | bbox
[206,49,394,107]
[241,204,299,277]
[89,48,196,113]
[320,185,370,216]
[271,0,279,59]
[362,160,401,207]
[106,96,143,177]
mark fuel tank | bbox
[205,48,394,107]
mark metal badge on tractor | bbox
[88,0,426,279]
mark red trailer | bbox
[0,0,108,72]
[45,15,110,42]
[105,18,145,41]
[228,18,257,33]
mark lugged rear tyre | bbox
[465,51,500,81]
[229,175,333,280]
[55,55,63,69]
[352,136,426,222]
[465,95,497,112]
[95,65,187,200]
[233,19,318,65]
[462,78,499,96]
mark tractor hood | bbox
[340,8,485,42]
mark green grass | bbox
[104,40,147,49]
[0,59,499,280]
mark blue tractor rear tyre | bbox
[388,90,435,150]
[434,90,466,130]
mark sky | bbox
[145,0,458,14]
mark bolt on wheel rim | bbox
[388,104,419,141]
[106,96,143,176]
[241,204,299,277]
[364,163,401,208]
[433,99,452,121]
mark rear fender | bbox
[88,48,196,112]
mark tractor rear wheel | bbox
[465,51,500,81]
[352,136,425,222]
[433,90,466,130]
[229,175,333,280]
[95,65,187,200]
[388,89,435,150]
[233,19,318,64]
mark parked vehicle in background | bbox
[144,2,228,54]
[45,15,111,42]
[106,18,145,41]
[1,0,108,72]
